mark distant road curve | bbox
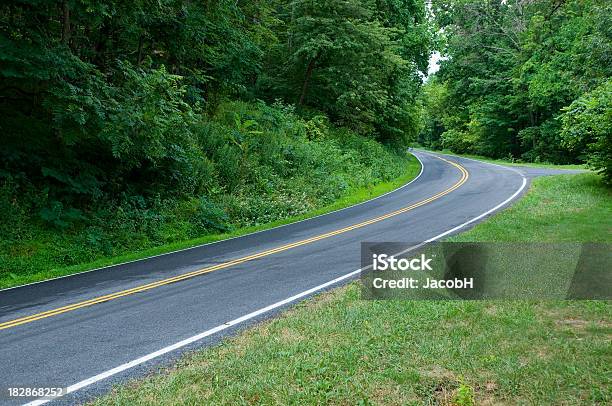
[1,151,574,405]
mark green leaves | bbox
[423,0,611,165]
[560,80,612,183]
[101,62,196,169]
[0,0,430,251]
[39,201,85,229]
[256,0,429,144]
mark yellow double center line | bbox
[0,156,468,331]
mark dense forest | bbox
[420,0,610,180]
[0,0,610,280]
[0,0,430,278]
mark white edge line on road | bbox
[2,153,425,293]
[25,155,527,406]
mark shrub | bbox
[0,100,410,279]
[561,80,612,183]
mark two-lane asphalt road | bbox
[1,151,567,405]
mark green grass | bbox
[421,148,587,170]
[95,171,610,406]
[0,155,421,289]
[451,173,611,242]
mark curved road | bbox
[0,151,573,405]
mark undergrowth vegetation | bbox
[0,100,412,286]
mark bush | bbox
[561,80,612,183]
[441,129,477,154]
[0,100,410,281]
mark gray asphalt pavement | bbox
[0,151,572,405]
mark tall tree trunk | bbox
[61,1,71,45]
[288,3,295,52]
[136,34,144,66]
[298,56,317,106]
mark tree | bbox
[423,0,611,164]
[0,0,275,205]
[561,80,612,183]
[258,0,430,144]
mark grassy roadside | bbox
[450,173,611,242]
[419,148,587,170]
[95,171,610,405]
[0,154,421,290]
